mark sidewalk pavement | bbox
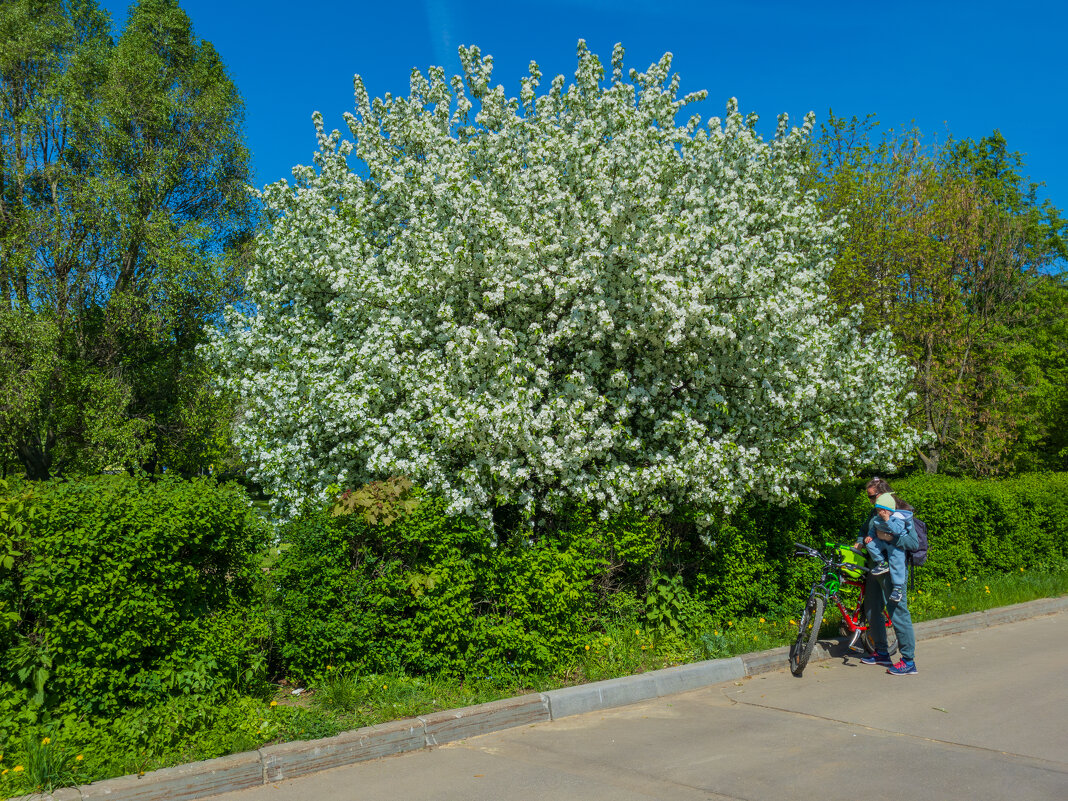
[206,608,1068,801]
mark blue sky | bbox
[101,0,1068,216]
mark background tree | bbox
[0,0,254,478]
[810,115,1067,475]
[209,43,922,521]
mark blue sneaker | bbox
[887,659,918,676]
[860,651,892,666]
[870,561,890,576]
[889,587,903,603]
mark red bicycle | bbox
[789,542,897,676]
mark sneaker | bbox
[860,651,892,666]
[870,561,890,576]
[887,659,918,676]
[888,587,903,603]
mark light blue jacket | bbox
[857,508,917,550]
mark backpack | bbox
[906,517,929,567]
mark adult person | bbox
[858,477,919,675]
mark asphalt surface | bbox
[214,611,1068,801]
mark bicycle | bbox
[789,542,897,676]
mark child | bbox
[858,493,909,603]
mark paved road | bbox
[216,612,1068,801]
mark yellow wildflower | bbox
[13,766,22,773]
[270,701,278,707]
[327,665,334,671]
[759,618,765,623]
[584,645,590,651]
[1,769,7,776]
[41,737,50,745]
[634,629,640,636]
[382,685,387,690]
[727,621,733,627]
[76,755,84,762]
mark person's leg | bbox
[864,538,888,569]
[886,588,916,667]
[864,573,890,654]
[888,543,908,596]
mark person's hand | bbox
[863,536,873,544]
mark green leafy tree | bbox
[0,0,253,478]
[810,115,1067,475]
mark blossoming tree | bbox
[208,43,921,520]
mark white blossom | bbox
[206,42,922,521]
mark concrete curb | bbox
[11,595,1065,801]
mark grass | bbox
[910,560,1068,622]
[2,560,1065,799]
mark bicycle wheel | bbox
[862,613,899,656]
[789,595,825,676]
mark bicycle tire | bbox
[862,614,899,656]
[789,595,825,676]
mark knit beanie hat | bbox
[874,493,896,512]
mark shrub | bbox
[4,475,269,716]
[893,472,1068,588]
[270,496,606,680]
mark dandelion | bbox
[759,617,765,623]
[634,629,640,636]
[789,620,797,626]
[41,737,50,745]
[382,685,387,690]
[727,621,733,627]
[13,766,22,773]
[1020,567,1025,572]
[327,665,334,671]
[1,769,7,776]
[951,605,956,610]
[584,645,590,651]
[713,630,719,636]
[76,755,84,762]
[270,701,278,707]
[640,645,646,651]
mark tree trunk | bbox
[15,429,54,480]
[917,446,939,474]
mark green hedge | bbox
[269,473,1068,682]
[891,473,1068,587]
[271,499,606,681]
[3,471,1066,724]
[1,476,269,722]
